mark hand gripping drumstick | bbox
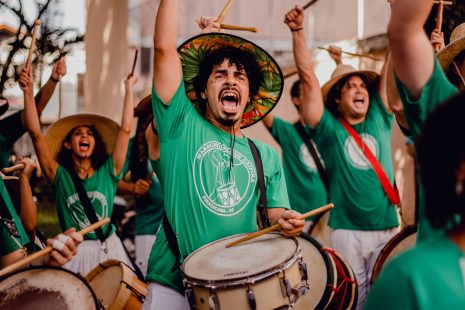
[216,0,235,24]
[1,163,26,174]
[226,203,334,248]
[0,217,110,278]
[26,20,41,69]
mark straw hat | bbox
[438,23,465,71]
[178,33,284,128]
[321,64,379,102]
[44,113,120,160]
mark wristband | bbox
[291,27,303,32]
[50,76,60,83]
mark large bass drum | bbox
[182,233,307,310]
[0,266,100,310]
[370,225,417,284]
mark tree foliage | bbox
[0,0,84,93]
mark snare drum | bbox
[370,225,417,285]
[0,266,99,310]
[182,233,307,310]
[86,259,147,310]
[294,233,358,310]
[308,210,333,247]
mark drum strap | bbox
[294,121,330,199]
[337,117,401,207]
[162,213,182,272]
[66,166,108,242]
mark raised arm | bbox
[153,0,183,103]
[285,6,324,128]
[33,58,67,116]
[17,158,37,233]
[112,75,137,176]
[145,120,160,161]
[19,67,58,182]
[388,0,434,100]
[385,54,409,129]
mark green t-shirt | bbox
[270,118,328,218]
[396,56,458,242]
[311,93,398,230]
[365,233,465,310]
[0,178,29,256]
[53,157,122,240]
[146,81,290,293]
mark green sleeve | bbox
[395,56,458,137]
[262,144,291,210]
[309,109,338,152]
[270,117,285,144]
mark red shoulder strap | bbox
[338,116,400,207]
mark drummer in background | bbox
[0,149,82,268]
[117,96,164,277]
[365,92,465,309]
[288,6,399,308]
[143,1,304,308]
[0,58,67,168]
[19,65,136,276]
[388,0,458,242]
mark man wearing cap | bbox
[0,58,67,169]
[287,6,398,308]
[388,0,458,242]
[143,1,304,308]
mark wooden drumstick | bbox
[226,203,334,248]
[216,0,235,24]
[317,46,383,61]
[220,23,258,33]
[0,218,110,278]
[303,0,320,10]
[434,1,445,52]
[130,49,139,77]
[1,163,26,174]
[26,20,41,69]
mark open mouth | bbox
[219,90,240,113]
[353,98,365,107]
[79,141,90,152]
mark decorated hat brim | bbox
[177,32,284,128]
[44,113,120,160]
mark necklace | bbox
[74,163,91,179]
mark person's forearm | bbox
[19,175,36,232]
[154,0,179,52]
[121,85,135,133]
[23,90,42,138]
[117,180,135,195]
[389,0,432,37]
[34,78,57,116]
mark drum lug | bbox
[185,287,196,309]
[121,280,145,303]
[247,287,257,310]
[280,277,293,299]
[208,289,220,310]
[299,261,308,282]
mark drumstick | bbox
[1,163,26,174]
[26,20,41,69]
[226,203,334,248]
[220,23,258,33]
[0,218,110,278]
[317,46,383,61]
[130,49,139,77]
[434,1,444,52]
[216,0,235,24]
[303,0,320,10]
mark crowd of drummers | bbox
[1,0,465,309]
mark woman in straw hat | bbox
[287,6,399,308]
[19,65,137,276]
[388,0,458,243]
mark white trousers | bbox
[135,235,156,277]
[142,282,190,310]
[331,228,396,310]
[63,232,133,276]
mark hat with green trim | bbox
[178,33,284,128]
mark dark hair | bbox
[290,80,301,99]
[57,125,109,172]
[326,73,372,117]
[416,92,465,231]
[129,114,153,181]
[193,46,263,116]
[446,50,465,89]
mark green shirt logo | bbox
[193,141,257,217]
[66,191,108,236]
[343,134,378,170]
[299,142,324,172]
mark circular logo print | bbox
[343,134,378,170]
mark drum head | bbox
[183,233,298,282]
[294,233,334,310]
[0,266,99,310]
[86,263,123,307]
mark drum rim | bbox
[182,233,301,287]
[297,233,336,309]
[0,265,101,309]
[370,225,417,285]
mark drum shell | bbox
[308,210,333,248]
[182,233,306,310]
[0,266,99,310]
[86,259,147,310]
